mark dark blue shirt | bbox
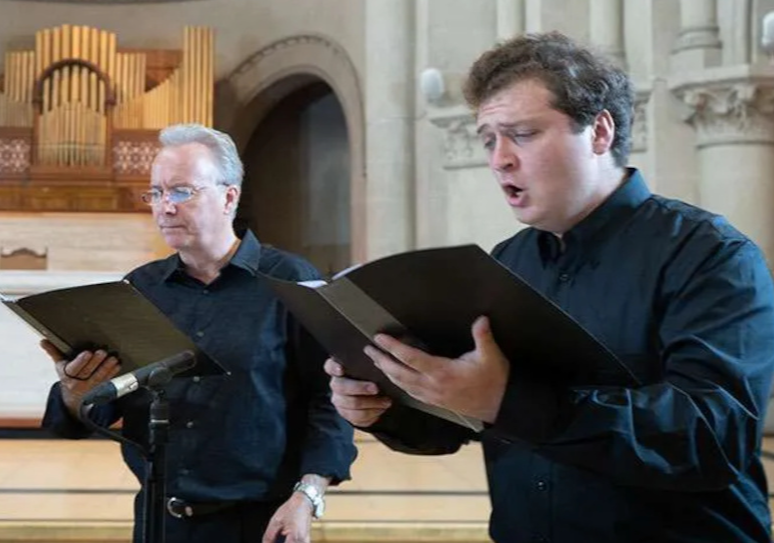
[371,170,774,543]
[43,230,357,502]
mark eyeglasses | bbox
[140,183,228,206]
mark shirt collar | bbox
[160,229,263,282]
[538,168,651,261]
[229,229,262,275]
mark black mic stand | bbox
[142,365,175,543]
[78,363,177,543]
[77,350,199,543]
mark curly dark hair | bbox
[463,31,634,167]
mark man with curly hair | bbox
[325,32,774,543]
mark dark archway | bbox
[237,79,351,276]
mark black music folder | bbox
[1,280,226,378]
[264,244,638,431]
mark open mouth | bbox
[501,184,526,207]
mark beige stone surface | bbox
[0,436,491,542]
[3,0,774,434]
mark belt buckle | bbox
[166,497,192,519]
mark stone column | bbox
[364,0,415,259]
[671,66,774,263]
[672,0,722,70]
[497,0,525,41]
[589,0,625,67]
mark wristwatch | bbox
[293,481,326,519]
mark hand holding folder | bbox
[2,280,225,380]
[264,244,639,430]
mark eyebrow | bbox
[476,122,519,136]
[476,121,534,136]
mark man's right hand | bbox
[323,358,392,428]
[40,339,121,417]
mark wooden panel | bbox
[0,128,32,176]
[0,129,153,212]
[112,129,160,178]
[119,48,181,91]
[0,184,148,213]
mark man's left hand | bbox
[366,315,510,423]
[262,493,313,543]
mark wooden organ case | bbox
[0,25,213,212]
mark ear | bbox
[223,185,241,215]
[591,109,616,156]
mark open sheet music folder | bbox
[2,280,226,378]
[265,244,639,431]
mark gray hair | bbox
[158,124,244,187]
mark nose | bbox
[159,195,177,214]
[491,138,519,173]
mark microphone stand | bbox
[142,365,175,543]
[78,364,176,543]
[77,350,198,543]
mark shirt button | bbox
[536,480,548,491]
[558,273,570,282]
[202,289,209,295]
[185,420,195,429]
[532,535,548,543]
[192,376,201,383]
[179,468,190,476]
[196,331,204,338]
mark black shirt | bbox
[371,169,774,543]
[43,230,357,502]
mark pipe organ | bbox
[0,25,214,212]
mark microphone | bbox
[81,350,196,405]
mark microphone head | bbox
[161,350,197,375]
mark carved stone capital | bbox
[673,26,722,53]
[670,65,774,147]
[427,105,486,170]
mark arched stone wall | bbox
[222,34,367,262]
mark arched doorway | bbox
[237,78,351,276]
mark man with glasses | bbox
[41,124,357,543]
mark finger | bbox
[40,339,65,363]
[471,316,496,353]
[283,527,306,543]
[331,390,391,411]
[288,530,310,543]
[323,358,344,377]
[337,406,386,427]
[262,520,282,543]
[365,345,422,385]
[79,350,112,379]
[63,356,121,397]
[57,351,93,380]
[372,335,432,372]
[88,356,121,384]
[64,350,105,380]
[329,375,379,396]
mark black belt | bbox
[166,497,238,519]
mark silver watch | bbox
[293,481,325,518]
